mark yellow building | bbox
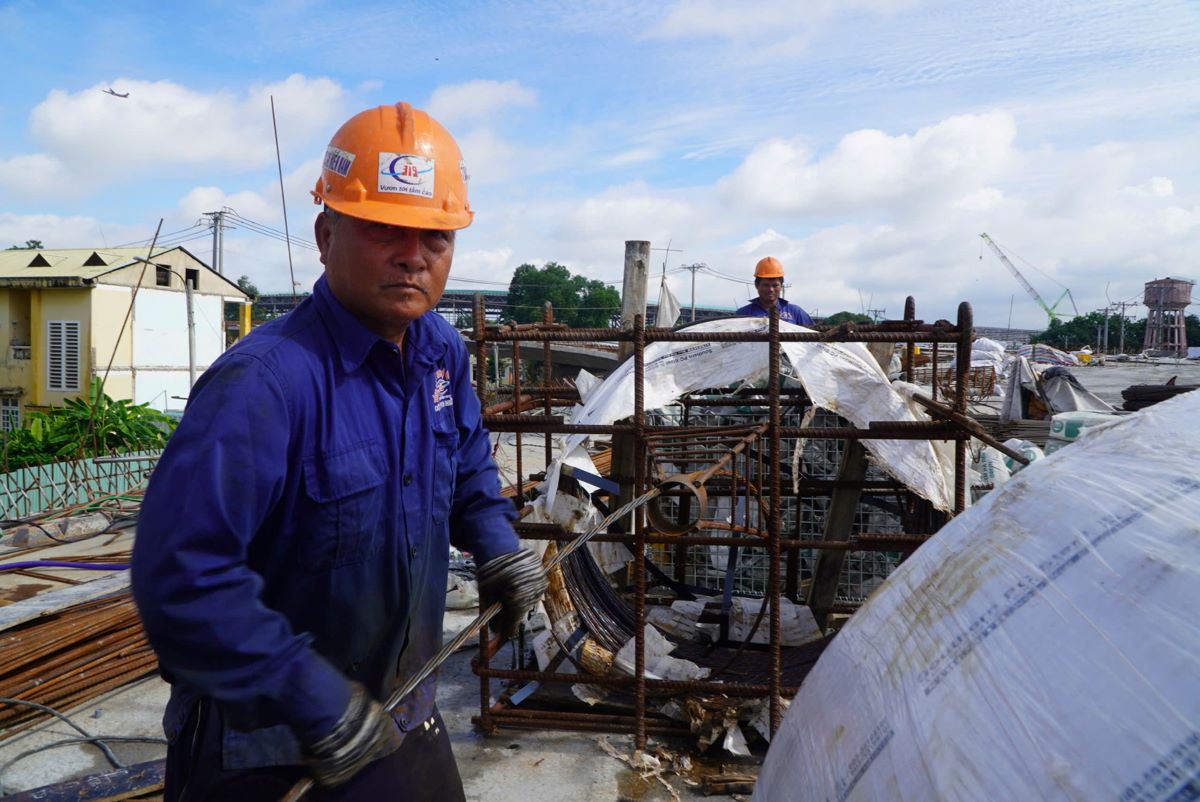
[0,246,251,429]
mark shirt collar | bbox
[312,275,447,374]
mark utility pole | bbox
[866,307,886,323]
[1113,300,1134,354]
[204,210,226,274]
[681,263,705,322]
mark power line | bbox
[222,210,319,252]
[115,223,207,248]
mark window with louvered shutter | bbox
[47,320,80,391]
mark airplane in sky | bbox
[102,88,129,98]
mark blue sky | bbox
[1,0,1197,328]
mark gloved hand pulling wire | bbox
[302,681,400,788]
[476,548,548,639]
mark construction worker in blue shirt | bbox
[131,102,547,802]
[734,256,816,325]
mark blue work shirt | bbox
[132,275,518,769]
[734,298,815,326]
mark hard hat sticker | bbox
[378,152,435,198]
[323,146,355,178]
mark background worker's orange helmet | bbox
[754,256,784,279]
[312,102,473,231]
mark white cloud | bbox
[15,75,345,194]
[555,183,712,245]
[0,212,156,251]
[718,110,1017,216]
[456,129,525,186]
[603,147,658,168]
[426,80,537,127]
[1123,177,1174,199]
[449,246,516,283]
[0,153,75,200]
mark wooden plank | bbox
[0,572,131,632]
[4,759,164,802]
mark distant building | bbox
[0,246,250,426]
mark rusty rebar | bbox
[473,295,487,404]
[474,323,967,344]
[767,305,783,736]
[904,296,916,382]
[543,302,555,471]
[481,417,963,439]
[632,313,647,751]
[954,302,973,514]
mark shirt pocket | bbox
[302,441,387,571]
[430,430,458,528]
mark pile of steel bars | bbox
[0,593,156,737]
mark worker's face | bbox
[756,278,783,306]
[314,210,455,343]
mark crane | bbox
[979,233,1077,325]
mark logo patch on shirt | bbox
[432,368,453,413]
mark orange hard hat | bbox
[312,102,472,230]
[754,256,784,279]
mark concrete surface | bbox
[1070,359,1200,406]
[0,610,730,800]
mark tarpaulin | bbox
[753,390,1200,802]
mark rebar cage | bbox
[469,296,976,748]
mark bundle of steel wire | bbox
[0,593,157,738]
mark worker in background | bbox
[734,256,815,325]
[132,102,547,802]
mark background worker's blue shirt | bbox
[132,275,518,769]
[734,298,815,326]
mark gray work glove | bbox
[476,548,548,639]
[303,681,399,788]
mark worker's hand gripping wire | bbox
[281,489,662,802]
[302,681,401,788]
[476,548,550,640]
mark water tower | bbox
[1142,277,1193,356]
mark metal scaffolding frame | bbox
[469,296,976,749]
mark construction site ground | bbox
[0,609,726,800]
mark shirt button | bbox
[403,474,413,486]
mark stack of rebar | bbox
[0,593,157,737]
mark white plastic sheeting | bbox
[549,318,955,512]
[753,390,1200,802]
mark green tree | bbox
[823,311,873,325]
[1032,311,1108,351]
[506,262,620,327]
[1,378,176,470]
[1030,311,1200,352]
[6,240,43,250]
[236,274,260,299]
